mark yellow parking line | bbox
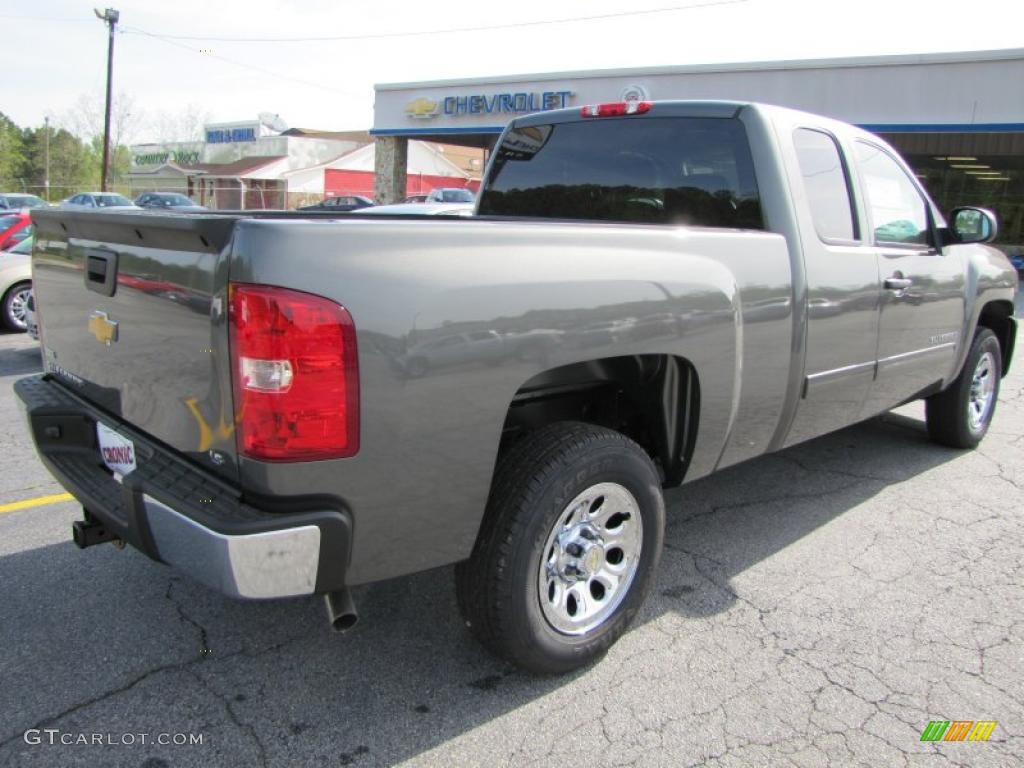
[0,492,74,514]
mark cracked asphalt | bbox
[0,295,1021,767]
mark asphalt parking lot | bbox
[0,298,1021,768]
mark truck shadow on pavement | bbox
[652,410,956,621]
[0,409,962,767]
[0,342,42,377]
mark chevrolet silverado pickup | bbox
[19,101,1018,673]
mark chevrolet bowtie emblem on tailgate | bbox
[88,310,118,345]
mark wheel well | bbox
[977,300,1016,377]
[500,355,699,487]
[4,279,30,297]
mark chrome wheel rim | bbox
[8,287,30,330]
[968,351,996,432]
[538,482,643,636]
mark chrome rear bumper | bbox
[16,374,352,600]
[143,495,322,598]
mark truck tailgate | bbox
[30,209,241,482]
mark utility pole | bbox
[94,7,120,192]
[44,116,50,202]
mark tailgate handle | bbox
[85,250,118,297]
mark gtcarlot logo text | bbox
[23,729,204,746]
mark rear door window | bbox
[479,116,763,229]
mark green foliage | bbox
[0,112,27,187]
[0,111,133,199]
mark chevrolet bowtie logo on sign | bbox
[920,720,997,742]
[405,97,440,119]
[88,311,118,346]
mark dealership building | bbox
[126,119,481,208]
[372,48,1024,251]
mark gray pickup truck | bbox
[19,101,1018,673]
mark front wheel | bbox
[926,328,1001,448]
[456,422,664,674]
[2,281,31,332]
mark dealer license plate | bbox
[96,422,138,477]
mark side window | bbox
[855,141,929,245]
[793,129,856,242]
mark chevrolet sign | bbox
[405,98,440,119]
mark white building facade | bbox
[372,49,1024,251]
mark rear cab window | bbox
[479,116,763,229]
[793,128,858,242]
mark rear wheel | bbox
[456,422,664,674]
[926,328,1001,448]
[2,281,31,332]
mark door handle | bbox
[885,277,912,290]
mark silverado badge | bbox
[88,310,119,346]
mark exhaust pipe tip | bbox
[324,589,358,633]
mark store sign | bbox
[132,150,201,167]
[206,126,257,144]
[406,91,575,120]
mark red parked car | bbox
[0,212,32,251]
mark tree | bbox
[18,124,96,200]
[0,112,27,189]
[61,90,143,154]
[2,90,156,198]
[151,103,212,144]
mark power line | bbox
[122,27,367,98]
[0,13,93,23]
[119,0,747,43]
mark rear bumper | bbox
[15,374,352,600]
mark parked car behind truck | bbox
[0,249,31,331]
[19,101,1018,673]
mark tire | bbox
[925,328,1001,448]
[2,281,31,332]
[455,422,665,674]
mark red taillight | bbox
[229,283,359,462]
[580,101,652,118]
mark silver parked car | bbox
[425,187,475,203]
[0,193,49,211]
[59,193,141,210]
